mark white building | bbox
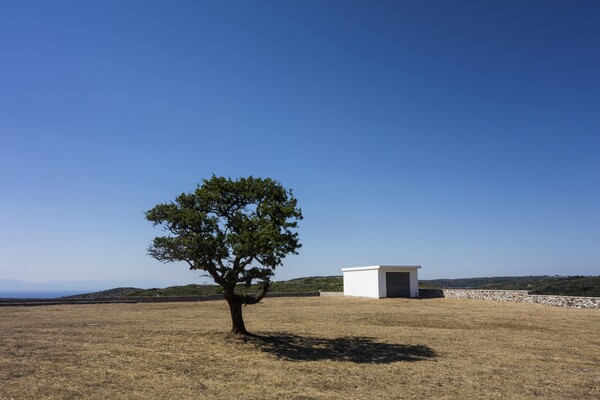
[342,265,420,299]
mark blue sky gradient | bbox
[1,1,598,288]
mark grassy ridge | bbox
[129,276,343,297]
[70,275,599,298]
[422,275,600,297]
[525,276,600,297]
[130,275,599,298]
[419,276,548,289]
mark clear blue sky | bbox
[1,1,598,289]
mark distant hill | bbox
[419,275,547,289]
[63,287,143,299]
[66,275,600,299]
[421,275,600,297]
[129,276,343,297]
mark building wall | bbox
[343,266,420,298]
[343,269,380,298]
[409,271,419,298]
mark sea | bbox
[0,290,92,299]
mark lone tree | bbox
[145,176,302,335]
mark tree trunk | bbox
[225,295,249,335]
[223,280,270,335]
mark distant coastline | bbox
[0,290,90,299]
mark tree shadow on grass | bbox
[243,333,436,364]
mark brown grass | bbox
[0,297,598,399]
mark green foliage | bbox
[422,276,548,289]
[421,275,600,297]
[128,276,343,297]
[145,176,303,290]
[131,284,224,297]
[72,276,599,298]
[272,276,343,292]
[525,276,600,297]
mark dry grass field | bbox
[0,297,598,399]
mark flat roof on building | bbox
[342,265,421,272]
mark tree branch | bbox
[239,256,254,270]
[203,262,226,286]
[240,279,270,305]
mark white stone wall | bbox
[419,289,600,309]
[319,291,344,297]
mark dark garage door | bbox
[386,272,410,298]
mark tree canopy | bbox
[145,176,302,334]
